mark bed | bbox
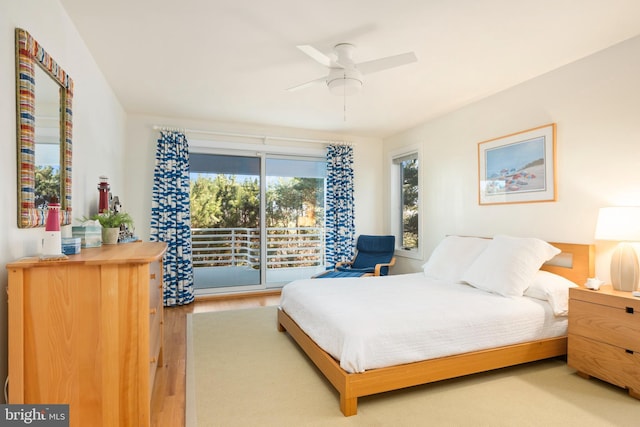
[277,236,595,416]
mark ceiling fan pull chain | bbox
[343,74,347,121]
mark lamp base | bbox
[610,242,640,291]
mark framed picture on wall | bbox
[478,123,557,205]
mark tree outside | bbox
[190,173,325,269]
[34,165,60,208]
[190,174,324,229]
[402,158,419,249]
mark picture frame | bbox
[478,123,556,205]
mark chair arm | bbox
[335,260,353,269]
[373,257,397,276]
[337,266,375,273]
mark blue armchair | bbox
[315,235,396,278]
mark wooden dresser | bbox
[6,241,167,427]
[568,285,640,399]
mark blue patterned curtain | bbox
[325,144,356,267]
[150,131,194,306]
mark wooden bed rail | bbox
[278,308,567,416]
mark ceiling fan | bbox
[288,43,417,95]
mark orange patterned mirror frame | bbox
[15,28,73,228]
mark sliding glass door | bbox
[265,157,326,284]
[190,152,326,294]
[190,153,261,292]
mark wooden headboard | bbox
[542,242,595,286]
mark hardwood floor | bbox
[150,291,281,427]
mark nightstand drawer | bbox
[569,299,640,353]
[569,334,640,393]
[570,287,640,312]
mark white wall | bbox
[124,114,385,242]
[384,35,640,279]
[0,0,126,401]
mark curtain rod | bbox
[152,125,352,146]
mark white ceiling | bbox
[60,0,640,138]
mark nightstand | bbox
[568,285,640,399]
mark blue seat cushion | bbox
[315,270,367,278]
[336,265,374,274]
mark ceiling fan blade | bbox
[296,45,332,67]
[357,52,417,75]
[286,75,327,92]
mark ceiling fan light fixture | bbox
[327,76,362,96]
[327,66,363,96]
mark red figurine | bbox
[45,196,60,232]
[98,176,110,213]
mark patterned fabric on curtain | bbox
[325,144,356,268]
[150,130,194,306]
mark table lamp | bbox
[594,207,640,291]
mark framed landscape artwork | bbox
[478,123,556,205]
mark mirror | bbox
[15,28,73,228]
[34,65,62,209]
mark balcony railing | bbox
[191,227,325,269]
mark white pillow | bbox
[422,236,490,283]
[461,235,561,297]
[524,270,577,316]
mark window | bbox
[390,149,420,257]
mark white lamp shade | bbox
[594,207,640,241]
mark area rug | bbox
[187,306,640,426]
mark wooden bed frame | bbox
[277,242,594,416]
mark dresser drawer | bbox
[149,301,162,359]
[149,314,162,394]
[569,299,640,353]
[149,261,162,311]
[148,260,163,394]
[569,334,640,392]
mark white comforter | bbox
[279,273,566,373]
